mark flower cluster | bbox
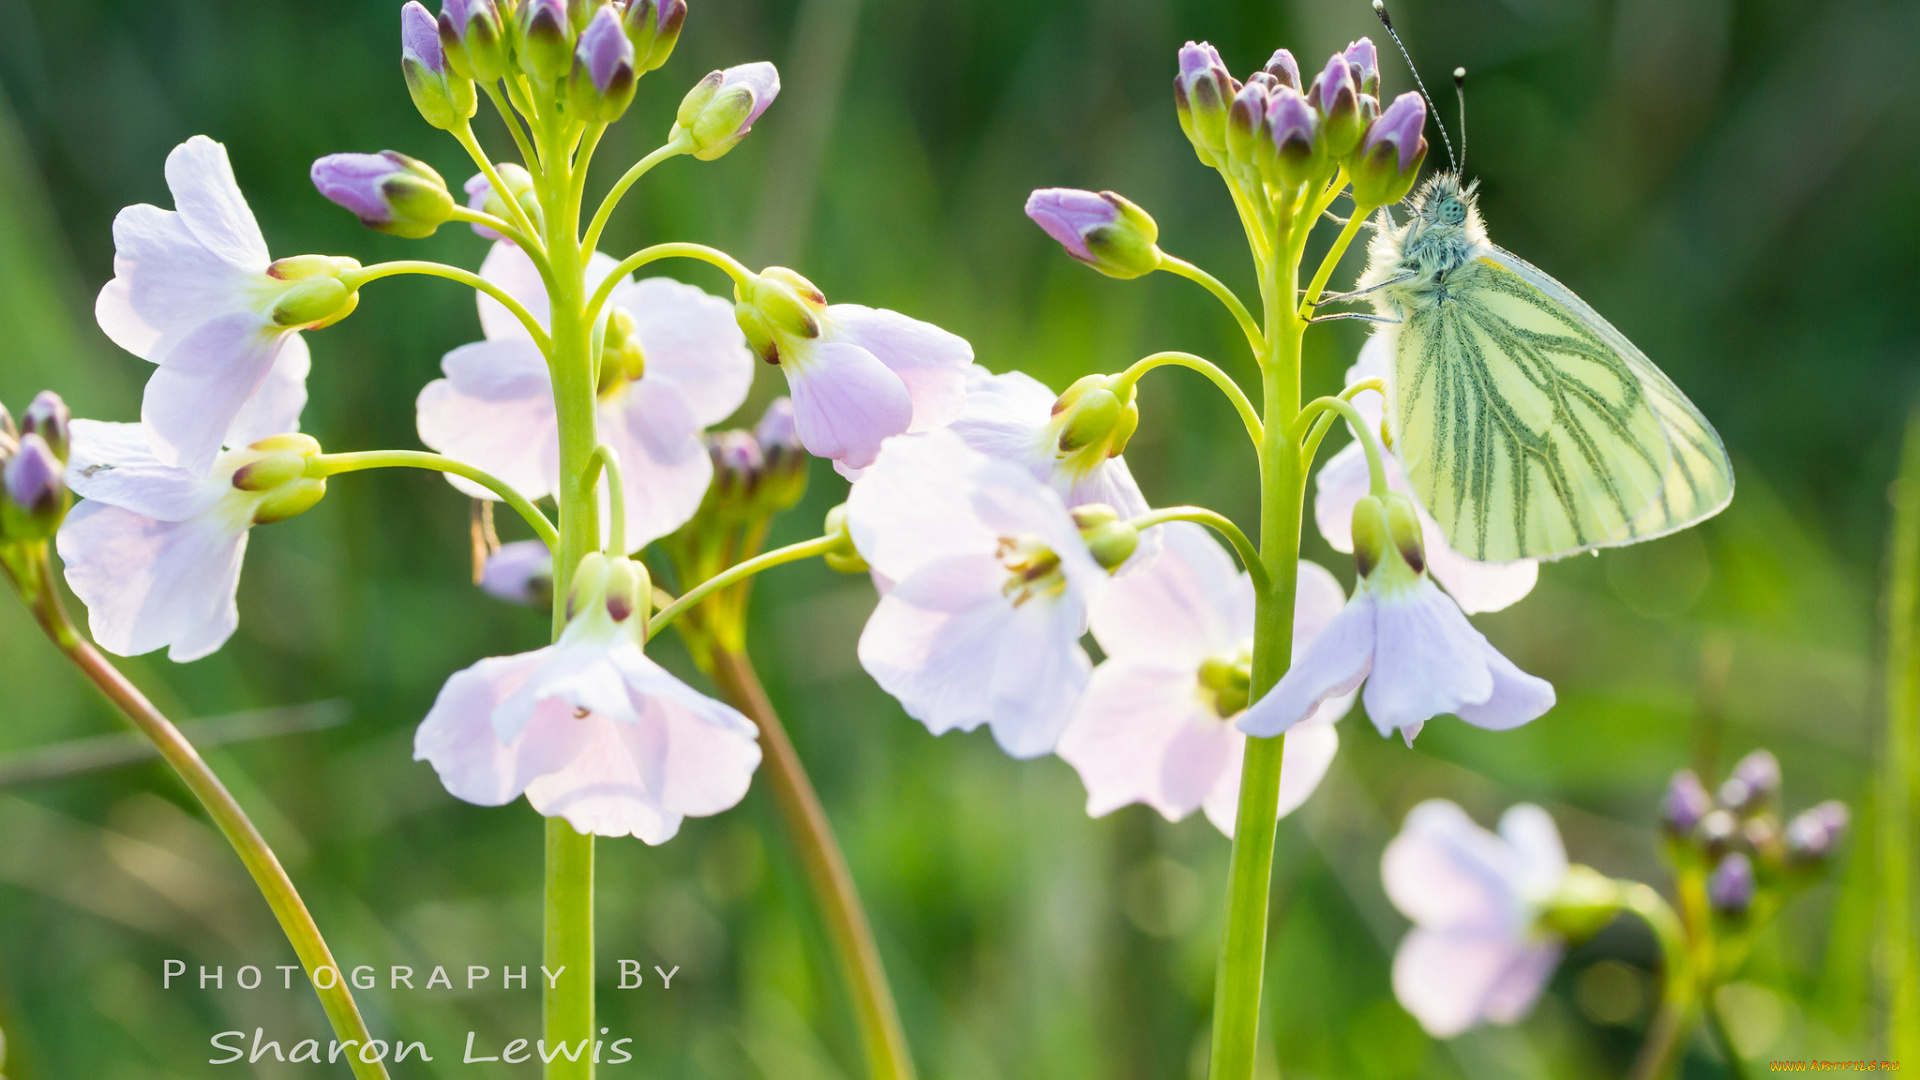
[1662,749,1850,916]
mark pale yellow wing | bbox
[1387,248,1733,562]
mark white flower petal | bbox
[1392,927,1536,1038]
[96,204,258,357]
[1295,558,1347,644]
[985,592,1091,758]
[56,498,252,662]
[1089,521,1243,663]
[481,540,554,605]
[478,243,625,341]
[856,553,1008,738]
[1058,660,1225,821]
[1424,532,1539,615]
[165,136,270,270]
[1496,804,1569,900]
[610,277,754,426]
[141,312,287,474]
[845,430,1000,581]
[1454,644,1556,732]
[414,650,591,806]
[1199,719,1343,838]
[1238,593,1375,738]
[65,420,228,521]
[827,304,971,433]
[1312,441,1371,555]
[415,339,559,501]
[225,332,310,447]
[524,715,684,842]
[785,341,914,469]
[1380,799,1529,930]
[1480,941,1564,1024]
[1363,580,1496,738]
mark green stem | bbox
[1156,254,1266,359]
[1292,395,1388,495]
[310,451,558,549]
[1624,882,1699,1080]
[586,241,755,327]
[449,204,542,253]
[649,535,840,639]
[454,121,545,252]
[585,445,627,556]
[1298,206,1372,316]
[1886,407,1920,1061]
[1126,507,1268,593]
[706,646,918,1080]
[481,81,543,175]
[1111,351,1262,453]
[580,137,693,256]
[342,261,553,353]
[8,553,390,1080]
[1704,999,1751,1080]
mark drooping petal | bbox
[56,498,254,662]
[783,341,914,469]
[1088,521,1244,663]
[608,277,754,426]
[413,650,592,805]
[1454,645,1557,732]
[619,651,763,810]
[601,380,712,550]
[415,338,559,500]
[525,715,685,842]
[1479,940,1564,1024]
[845,428,1002,582]
[985,590,1092,758]
[65,420,229,521]
[827,304,972,434]
[1238,592,1375,737]
[1380,799,1529,930]
[225,333,311,447]
[1496,803,1569,900]
[1391,927,1536,1038]
[1362,580,1496,739]
[141,312,288,474]
[164,135,271,271]
[95,204,260,357]
[856,553,1013,738]
[1424,533,1539,616]
[1200,719,1340,837]
[1058,659,1226,820]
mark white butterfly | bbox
[1356,173,1733,563]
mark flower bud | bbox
[1698,808,1740,857]
[1307,52,1363,158]
[1051,374,1141,473]
[1382,491,1425,575]
[567,0,601,33]
[465,164,544,240]
[270,278,359,330]
[602,555,651,625]
[672,62,781,160]
[1261,87,1326,192]
[232,434,327,524]
[754,397,809,513]
[1173,41,1236,166]
[570,6,637,122]
[438,0,511,81]
[1540,865,1624,944]
[1,433,67,540]
[1344,38,1380,98]
[481,541,555,608]
[734,267,825,364]
[624,0,685,73]
[403,1,477,130]
[1784,800,1849,865]
[567,550,612,619]
[707,429,764,506]
[1263,48,1301,91]
[1662,769,1712,836]
[1023,188,1161,280]
[1226,78,1274,176]
[1072,503,1140,572]
[311,151,456,239]
[1708,852,1756,915]
[1350,92,1428,208]
[21,391,70,464]
[1724,749,1781,811]
[822,503,869,575]
[517,0,575,80]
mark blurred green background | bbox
[0,0,1913,1076]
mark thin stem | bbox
[1298,380,1383,470]
[1157,253,1266,358]
[649,535,841,639]
[1111,351,1262,453]
[454,121,545,251]
[580,137,693,256]
[586,242,755,327]
[1704,999,1751,1080]
[1126,507,1268,593]
[343,261,553,353]
[707,647,918,1080]
[8,553,390,1080]
[570,123,608,222]
[482,81,543,174]
[1293,395,1388,495]
[1298,206,1371,317]
[449,204,542,253]
[311,451,558,549]
[1623,882,1698,1080]
[586,444,627,556]
[1885,407,1920,1061]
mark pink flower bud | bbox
[1350,91,1427,207]
[1024,188,1161,279]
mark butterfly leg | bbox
[1308,273,1415,308]
[1307,312,1403,324]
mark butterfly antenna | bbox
[1371,0,1457,173]
[1453,67,1468,175]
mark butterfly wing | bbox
[1386,247,1732,562]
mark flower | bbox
[402,0,477,129]
[463,164,541,242]
[847,430,1115,758]
[1382,800,1570,1037]
[1306,52,1363,156]
[1262,48,1302,91]
[1314,337,1538,614]
[310,150,455,238]
[415,241,754,552]
[415,553,762,842]
[1350,92,1428,207]
[947,366,1149,519]
[2,433,67,540]
[1261,87,1325,191]
[55,420,325,662]
[1240,490,1554,744]
[95,136,340,475]
[1661,769,1712,835]
[672,62,781,160]
[1343,37,1380,97]
[1056,523,1352,835]
[1173,41,1235,164]
[568,5,637,122]
[622,0,686,73]
[733,267,972,473]
[480,539,555,607]
[437,0,511,82]
[1023,188,1162,279]
[1708,852,1756,914]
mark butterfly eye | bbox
[1437,197,1467,226]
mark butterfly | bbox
[1356,173,1733,563]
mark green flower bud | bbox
[1050,374,1141,478]
[1198,649,1254,718]
[517,0,576,80]
[439,0,513,82]
[266,257,363,330]
[672,63,780,160]
[1350,92,1429,208]
[311,151,456,240]
[1382,491,1425,575]
[569,5,638,123]
[624,0,686,73]
[567,550,612,619]
[734,267,825,364]
[1072,503,1139,572]
[1,433,68,541]
[402,2,478,131]
[1539,865,1624,944]
[232,434,326,525]
[822,503,870,575]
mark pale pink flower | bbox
[1056,523,1350,836]
[847,430,1110,758]
[55,420,321,661]
[95,136,328,474]
[1315,336,1537,614]
[946,366,1149,518]
[414,556,761,842]
[1383,800,1570,1037]
[1239,493,1554,744]
[415,242,753,551]
[480,539,554,606]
